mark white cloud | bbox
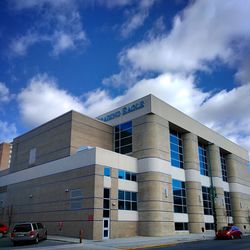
[0,121,17,143]
[193,83,250,153]
[10,33,39,56]
[17,74,84,127]
[121,10,148,38]
[16,72,250,157]
[122,0,250,75]
[9,0,87,56]
[88,73,210,117]
[120,0,157,38]
[0,83,11,103]
[235,56,250,84]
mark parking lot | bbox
[0,236,74,250]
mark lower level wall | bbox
[110,221,137,238]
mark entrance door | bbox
[103,218,109,239]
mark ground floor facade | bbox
[1,147,250,240]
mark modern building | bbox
[0,94,249,240]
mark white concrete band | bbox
[138,158,185,181]
[174,213,189,222]
[118,210,138,221]
[118,179,138,192]
[229,182,250,195]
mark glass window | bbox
[220,153,228,182]
[118,190,137,211]
[170,130,184,168]
[70,189,83,210]
[172,179,187,213]
[205,223,214,230]
[104,188,110,199]
[118,170,125,179]
[175,222,188,231]
[202,186,213,215]
[104,167,111,177]
[29,148,36,165]
[114,121,132,154]
[198,143,209,176]
[118,170,137,182]
[224,191,232,217]
[70,189,82,199]
[103,188,110,218]
[70,200,82,210]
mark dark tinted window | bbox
[37,223,43,229]
[14,224,32,232]
[32,223,37,230]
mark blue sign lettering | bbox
[98,100,145,122]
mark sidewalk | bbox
[48,232,216,250]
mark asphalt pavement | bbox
[0,232,250,250]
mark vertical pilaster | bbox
[133,114,174,236]
[132,114,170,161]
[208,144,227,230]
[226,154,248,230]
[183,133,204,233]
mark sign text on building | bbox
[98,100,145,122]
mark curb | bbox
[120,242,177,249]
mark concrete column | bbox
[133,114,174,236]
[208,144,227,230]
[138,171,174,236]
[183,133,204,233]
[132,114,170,161]
[226,154,249,230]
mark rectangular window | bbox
[175,222,188,231]
[170,130,184,168]
[114,121,132,154]
[220,153,228,182]
[104,167,111,177]
[172,179,187,214]
[202,186,213,215]
[103,188,110,218]
[205,223,214,230]
[118,170,137,182]
[70,189,82,210]
[118,190,137,211]
[198,143,209,176]
[224,191,232,217]
[29,148,36,165]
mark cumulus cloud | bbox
[193,83,250,152]
[0,83,12,103]
[16,71,250,157]
[120,0,158,38]
[9,0,87,56]
[122,0,250,76]
[17,74,84,126]
[0,121,17,143]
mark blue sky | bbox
[0,0,250,158]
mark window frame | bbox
[202,186,213,215]
[114,121,132,154]
[220,153,228,182]
[70,189,83,210]
[118,190,137,211]
[172,179,187,214]
[170,129,184,169]
[198,143,209,176]
[224,191,232,217]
